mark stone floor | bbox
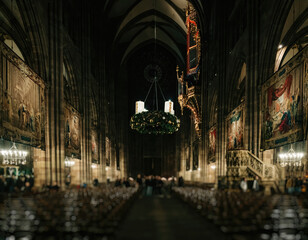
[115,194,229,240]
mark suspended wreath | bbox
[130,110,180,135]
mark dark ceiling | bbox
[102,0,191,65]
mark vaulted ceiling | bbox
[102,0,191,65]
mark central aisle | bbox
[115,194,228,240]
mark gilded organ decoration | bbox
[64,103,81,158]
[226,103,245,151]
[0,41,45,147]
[186,3,200,75]
[176,2,202,139]
[262,47,307,149]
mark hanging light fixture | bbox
[64,156,75,167]
[278,145,304,167]
[1,142,27,165]
[130,0,180,135]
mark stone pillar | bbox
[215,1,227,179]
[33,148,47,188]
[245,0,261,156]
[80,1,92,185]
[45,0,65,187]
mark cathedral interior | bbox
[0,0,308,239]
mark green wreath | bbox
[130,110,180,134]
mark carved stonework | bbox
[176,3,202,139]
[264,165,273,179]
[226,150,280,181]
[177,67,202,138]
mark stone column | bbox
[80,1,92,185]
[45,0,65,187]
[215,1,227,179]
[245,0,261,156]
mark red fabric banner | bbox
[268,74,293,107]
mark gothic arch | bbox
[226,57,246,113]
[0,1,31,65]
[16,1,49,79]
[260,0,293,82]
[63,52,81,111]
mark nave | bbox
[1,184,308,240]
[115,193,226,240]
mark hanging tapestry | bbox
[0,42,45,148]
[91,129,98,163]
[192,141,199,170]
[226,103,245,150]
[64,103,81,158]
[208,126,216,160]
[261,48,306,149]
[105,137,110,166]
[186,146,190,171]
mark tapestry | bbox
[91,130,98,163]
[192,141,199,170]
[185,146,190,171]
[105,137,110,166]
[208,126,216,160]
[226,103,245,150]
[0,42,45,147]
[64,103,81,158]
[262,49,306,149]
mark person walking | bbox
[240,177,248,192]
[252,176,260,192]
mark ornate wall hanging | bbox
[0,41,45,148]
[261,46,308,149]
[91,129,98,163]
[64,103,81,158]
[226,102,245,151]
[208,125,216,161]
[192,140,199,170]
[105,137,110,167]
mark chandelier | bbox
[1,142,27,165]
[130,0,180,135]
[278,145,304,167]
[64,156,75,167]
[130,78,180,135]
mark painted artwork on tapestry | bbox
[91,130,98,163]
[105,137,110,166]
[65,104,81,158]
[208,126,216,160]
[186,146,190,171]
[192,141,199,170]
[262,56,304,149]
[227,104,244,150]
[0,42,45,147]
